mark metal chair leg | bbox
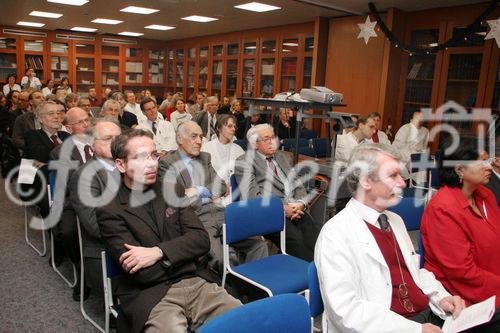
[50,230,77,288]
[24,206,47,256]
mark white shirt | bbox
[315,198,450,333]
[369,130,391,145]
[202,138,244,206]
[136,118,177,153]
[170,111,192,131]
[73,136,92,163]
[41,87,53,97]
[3,83,21,96]
[333,132,367,167]
[124,103,144,120]
[21,76,42,90]
[392,122,429,164]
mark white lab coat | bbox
[333,132,368,167]
[368,130,391,145]
[392,123,429,164]
[315,199,450,333]
[136,118,177,153]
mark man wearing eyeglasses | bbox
[96,129,240,333]
[315,143,465,333]
[234,123,320,261]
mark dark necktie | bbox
[378,213,390,232]
[372,132,379,143]
[50,134,60,147]
[210,115,216,136]
[84,144,93,162]
[152,121,157,135]
[266,157,278,177]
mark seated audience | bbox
[69,117,121,296]
[57,77,72,94]
[3,73,21,96]
[55,86,68,102]
[109,92,138,129]
[21,67,42,90]
[194,96,219,141]
[334,116,376,167]
[77,96,93,117]
[234,124,320,261]
[124,90,145,122]
[136,97,177,157]
[315,143,475,333]
[421,139,500,309]
[274,108,296,140]
[201,114,244,206]
[237,110,266,140]
[158,91,174,117]
[21,101,69,217]
[97,129,241,333]
[368,111,391,144]
[230,99,245,124]
[159,121,268,272]
[12,90,44,149]
[189,92,205,116]
[170,97,192,131]
[88,87,100,107]
[42,79,55,97]
[485,149,499,206]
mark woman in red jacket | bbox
[421,138,500,309]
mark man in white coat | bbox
[333,116,376,167]
[368,111,391,144]
[136,97,177,158]
[315,143,465,333]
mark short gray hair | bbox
[175,120,200,144]
[246,123,274,147]
[345,143,399,194]
[101,99,121,115]
[35,100,58,118]
[86,117,120,138]
[206,95,218,104]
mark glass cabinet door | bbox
[242,59,255,97]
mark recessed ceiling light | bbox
[92,18,123,25]
[47,0,89,6]
[17,21,45,27]
[120,6,159,15]
[234,2,281,12]
[181,15,218,23]
[145,24,175,31]
[118,31,144,37]
[71,27,97,32]
[30,11,63,18]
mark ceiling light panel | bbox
[17,21,46,27]
[145,24,175,31]
[181,15,218,23]
[30,11,63,18]
[71,27,97,32]
[118,31,144,37]
[92,18,123,25]
[234,2,281,12]
[47,0,89,5]
[120,6,159,15]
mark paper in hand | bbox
[442,296,496,333]
[17,159,37,184]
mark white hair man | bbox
[315,143,466,333]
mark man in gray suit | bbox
[69,118,121,293]
[234,124,320,261]
[193,96,219,140]
[158,120,268,272]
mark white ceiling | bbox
[0,0,488,41]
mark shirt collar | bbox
[444,185,490,209]
[350,198,384,227]
[178,150,194,164]
[96,157,115,171]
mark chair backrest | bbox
[234,139,248,151]
[102,251,121,278]
[300,129,318,140]
[229,174,240,202]
[298,146,315,157]
[48,171,56,204]
[282,138,309,152]
[418,233,425,268]
[224,196,284,244]
[308,262,324,318]
[388,193,425,231]
[312,138,328,158]
[198,294,311,333]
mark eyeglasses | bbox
[225,124,238,129]
[257,135,276,143]
[398,283,415,313]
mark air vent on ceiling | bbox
[56,34,95,41]
[3,29,47,37]
[102,37,137,45]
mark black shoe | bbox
[72,284,90,302]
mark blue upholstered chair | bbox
[308,262,325,332]
[198,294,311,333]
[222,197,309,297]
[387,189,425,231]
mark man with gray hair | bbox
[315,143,466,333]
[193,96,219,140]
[159,120,268,272]
[234,123,319,261]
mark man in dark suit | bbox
[97,129,240,333]
[234,123,320,261]
[193,95,219,140]
[237,110,266,140]
[12,90,44,149]
[69,118,121,297]
[159,121,268,272]
[21,100,70,217]
[486,155,500,206]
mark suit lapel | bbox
[171,151,193,187]
[37,129,56,151]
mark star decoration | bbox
[357,16,377,44]
[485,17,500,48]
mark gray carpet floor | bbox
[0,178,104,333]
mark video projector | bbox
[299,86,343,104]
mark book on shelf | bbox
[199,66,209,75]
[407,63,422,79]
[109,65,118,72]
[262,64,274,76]
[213,62,223,75]
[200,49,208,57]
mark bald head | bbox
[66,107,90,135]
